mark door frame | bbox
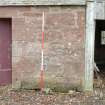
[84,1,95,91]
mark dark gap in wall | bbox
[94,20,105,84]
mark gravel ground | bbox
[0,87,105,105]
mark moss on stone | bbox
[21,80,39,90]
[12,81,22,90]
[20,79,82,93]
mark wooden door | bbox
[0,18,12,85]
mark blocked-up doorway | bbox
[94,20,105,86]
[0,18,12,85]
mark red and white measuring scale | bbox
[39,12,45,91]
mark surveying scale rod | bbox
[39,12,45,92]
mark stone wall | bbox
[0,6,85,91]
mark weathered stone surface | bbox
[85,2,95,91]
[0,0,86,6]
[94,2,105,19]
[95,0,105,2]
[0,6,85,91]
